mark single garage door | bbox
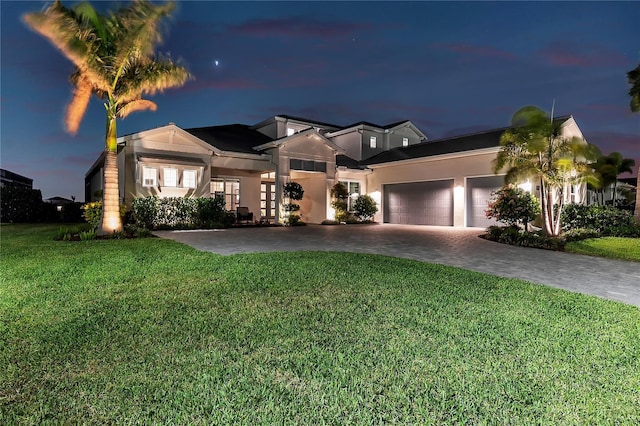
[466,175,504,227]
[383,180,453,226]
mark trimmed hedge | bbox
[562,204,639,237]
[131,196,235,230]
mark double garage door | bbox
[383,176,503,227]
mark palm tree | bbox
[628,64,640,113]
[593,152,635,205]
[493,106,599,236]
[629,65,640,222]
[24,0,190,234]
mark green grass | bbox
[2,224,639,424]
[566,237,640,262]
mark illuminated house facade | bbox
[85,114,586,227]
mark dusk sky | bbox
[1,1,639,201]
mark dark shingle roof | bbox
[275,114,342,129]
[341,120,410,130]
[336,154,362,169]
[185,124,273,154]
[363,116,572,166]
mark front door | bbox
[260,182,276,221]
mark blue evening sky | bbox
[1,1,638,200]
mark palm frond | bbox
[115,59,191,105]
[65,71,92,134]
[110,1,176,85]
[117,99,157,118]
[23,1,111,93]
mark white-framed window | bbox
[339,180,361,211]
[142,166,157,187]
[286,127,296,136]
[402,137,409,147]
[183,170,197,188]
[163,167,178,187]
[210,178,240,211]
[369,136,377,148]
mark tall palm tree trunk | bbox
[635,168,640,224]
[100,107,123,235]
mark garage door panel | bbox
[466,176,504,227]
[383,180,453,226]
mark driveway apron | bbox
[155,224,640,307]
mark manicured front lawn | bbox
[2,224,639,424]
[566,237,640,262]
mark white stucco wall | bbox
[367,150,500,226]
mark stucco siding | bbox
[367,150,500,226]
[291,171,328,224]
[332,132,362,161]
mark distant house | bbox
[45,196,74,212]
[1,168,33,189]
[85,114,587,227]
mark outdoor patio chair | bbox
[236,207,253,224]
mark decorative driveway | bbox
[155,224,640,307]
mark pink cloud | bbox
[430,42,514,59]
[538,42,627,67]
[229,17,371,39]
[588,131,640,160]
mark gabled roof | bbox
[185,124,273,154]
[253,127,345,153]
[274,114,342,130]
[341,119,411,130]
[363,115,572,166]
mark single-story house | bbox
[85,114,587,227]
[1,168,33,189]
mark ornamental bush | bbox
[83,201,128,229]
[330,183,349,221]
[194,196,228,228]
[353,194,378,222]
[486,185,540,228]
[561,204,639,237]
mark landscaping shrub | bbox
[131,196,237,230]
[131,196,159,229]
[0,186,45,223]
[330,183,349,221]
[353,194,378,222]
[283,182,304,225]
[562,204,639,236]
[83,201,128,229]
[486,185,540,228]
[563,228,601,242]
[484,226,565,250]
[155,197,196,229]
[59,202,83,223]
[194,197,227,227]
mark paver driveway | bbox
[155,224,640,307]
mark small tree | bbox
[353,194,378,222]
[330,183,349,222]
[283,182,304,225]
[486,185,541,230]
